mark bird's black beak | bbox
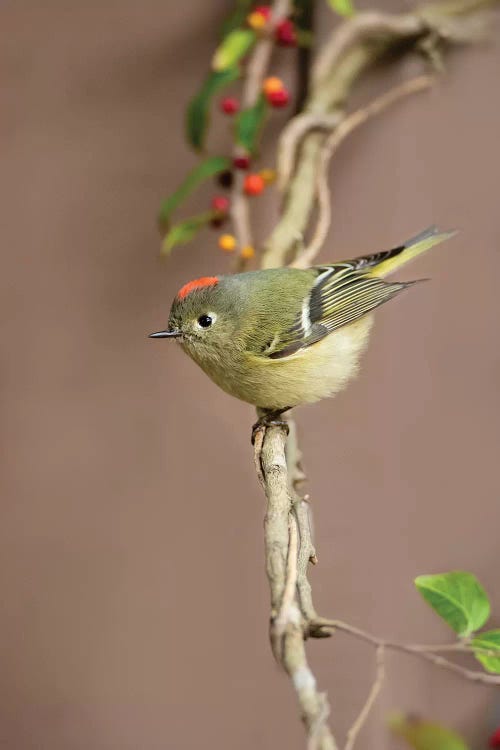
[148,329,182,339]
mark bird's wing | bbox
[341,226,456,277]
[266,265,415,360]
[262,224,457,360]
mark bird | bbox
[150,227,455,423]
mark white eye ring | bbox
[196,312,217,329]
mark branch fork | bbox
[241,0,499,747]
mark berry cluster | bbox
[208,166,276,256]
[211,5,296,259]
[247,5,298,47]
[262,76,289,107]
[218,3,294,117]
[218,235,255,259]
[219,72,290,115]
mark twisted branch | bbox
[255,425,338,749]
[249,1,499,748]
[261,0,495,270]
[291,74,435,269]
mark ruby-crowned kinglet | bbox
[150,227,455,416]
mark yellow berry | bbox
[260,168,277,185]
[241,245,255,260]
[263,77,283,96]
[247,11,267,30]
[218,234,236,252]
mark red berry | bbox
[243,174,265,196]
[275,19,297,46]
[211,195,230,213]
[233,155,250,170]
[254,5,271,19]
[490,728,500,748]
[220,97,240,115]
[267,88,290,108]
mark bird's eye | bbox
[197,314,213,329]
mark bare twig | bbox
[230,160,253,269]
[293,497,321,622]
[405,649,500,685]
[285,419,307,491]
[291,74,435,269]
[344,646,386,750]
[312,618,500,686]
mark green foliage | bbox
[212,29,256,71]
[326,0,355,17]
[186,68,240,151]
[219,0,254,38]
[471,630,500,673]
[415,571,490,637]
[161,211,216,255]
[389,714,469,750]
[235,95,268,154]
[296,29,314,47]
[158,156,230,228]
[293,0,315,46]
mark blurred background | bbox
[2,1,499,748]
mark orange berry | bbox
[241,245,255,260]
[263,76,284,96]
[243,174,265,196]
[259,168,276,185]
[247,11,267,29]
[218,234,236,252]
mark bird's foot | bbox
[251,408,291,445]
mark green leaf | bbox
[220,0,254,39]
[472,630,500,673]
[212,29,256,71]
[292,1,314,47]
[186,68,240,151]
[235,95,268,154]
[293,0,314,29]
[296,29,314,47]
[415,571,490,637]
[158,156,230,228]
[388,714,469,750]
[326,0,355,17]
[161,211,215,256]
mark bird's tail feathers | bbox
[374,226,457,278]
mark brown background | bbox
[1,1,499,749]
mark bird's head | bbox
[149,275,245,365]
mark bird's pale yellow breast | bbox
[196,315,373,410]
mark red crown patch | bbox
[176,276,219,301]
